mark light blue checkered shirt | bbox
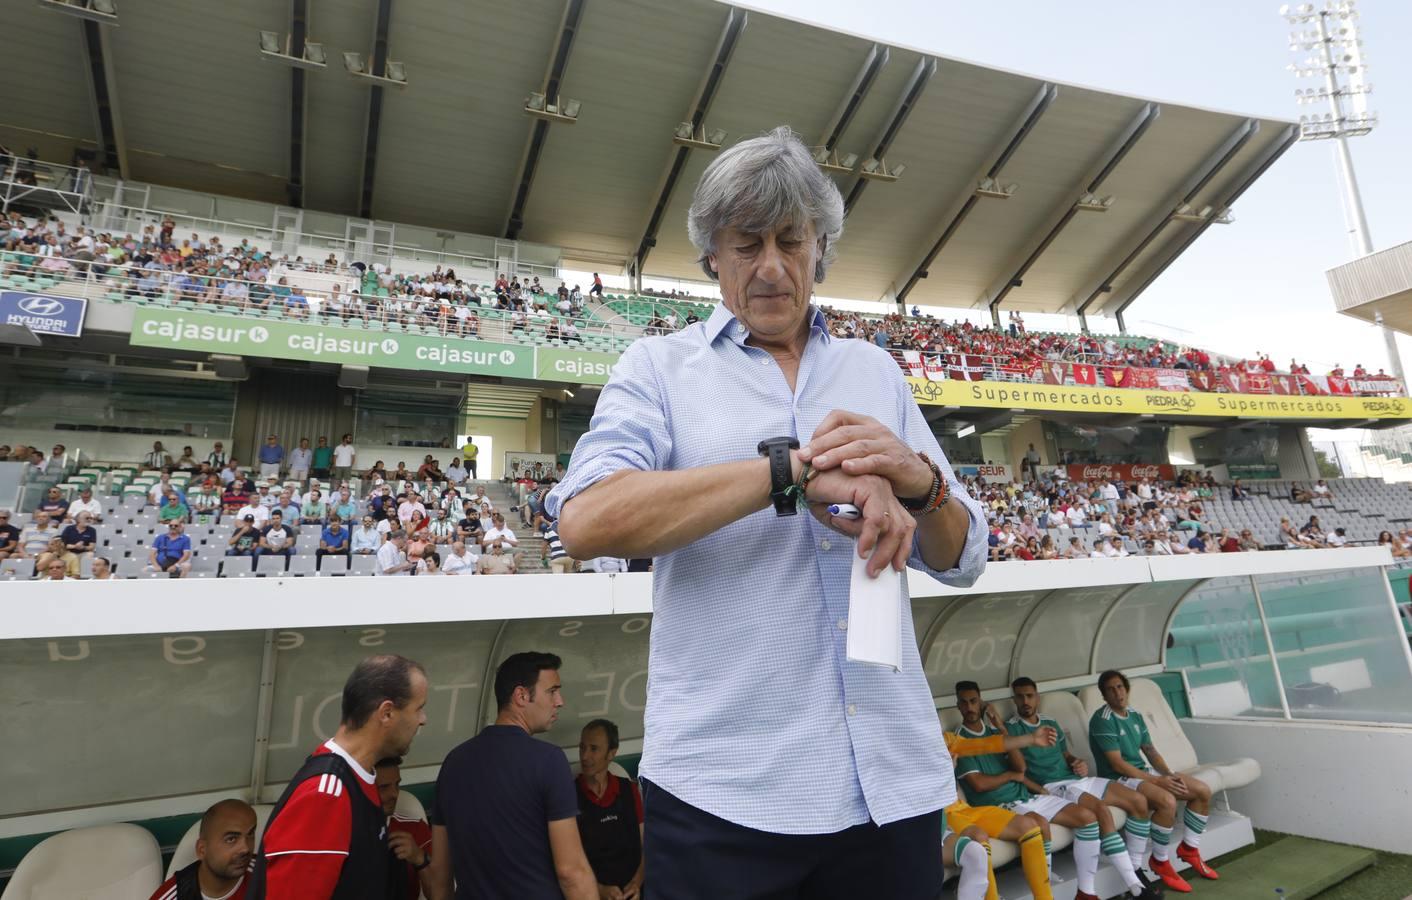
[546,303,987,834]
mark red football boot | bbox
[1177,842,1219,879]
[1149,857,1192,893]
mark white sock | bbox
[1074,823,1101,896]
[1183,808,1209,850]
[1124,817,1150,872]
[957,837,991,900]
[1151,822,1173,862]
[1102,831,1144,894]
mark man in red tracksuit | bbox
[248,654,429,900]
[148,800,257,900]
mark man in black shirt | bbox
[575,719,644,899]
[426,652,596,900]
[0,509,23,560]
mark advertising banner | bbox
[956,464,1013,482]
[1155,369,1190,391]
[0,290,87,337]
[131,307,534,379]
[905,377,1411,420]
[1066,463,1175,482]
[1124,368,1159,390]
[504,451,557,482]
[535,346,619,385]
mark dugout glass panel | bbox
[923,590,1046,694]
[1012,584,1129,683]
[1256,567,1412,724]
[1168,576,1285,718]
[0,630,265,816]
[262,621,501,784]
[1100,579,1199,671]
[494,615,652,751]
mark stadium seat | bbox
[1,822,162,900]
[349,554,379,576]
[165,805,274,879]
[319,554,351,575]
[219,556,255,577]
[1077,678,1261,793]
[287,554,320,576]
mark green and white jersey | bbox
[1088,705,1152,779]
[1006,714,1072,785]
[952,722,1030,807]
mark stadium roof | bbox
[4,0,1297,320]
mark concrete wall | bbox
[1183,717,1412,854]
[1277,425,1320,481]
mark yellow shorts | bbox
[946,804,1016,837]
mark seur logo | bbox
[17,295,65,316]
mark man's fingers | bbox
[800,426,873,464]
[809,409,871,445]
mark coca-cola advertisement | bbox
[1065,463,1176,482]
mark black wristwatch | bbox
[414,853,432,871]
[757,436,800,517]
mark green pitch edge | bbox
[1201,835,1374,899]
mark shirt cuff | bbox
[908,480,987,588]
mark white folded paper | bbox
[846,545,903,670]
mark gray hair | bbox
[687,126,844,283]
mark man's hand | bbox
[1032,725,1057,747]
[805,468,916,577]
[387,831,426,868]
[801,411,933,498]
[597,885,624,900]
[621,877,643,900]
[1156,774,1191,799]
[1069,757,1089,777]
[983,704,1004,732]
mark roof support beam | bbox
[286,0,310,207]
[78,18,127,178]
[504,0,586,240]
[631,8,747,279]
[1105,124,1299,323]
[356,0,393,219]
[816,44,888,154]
[1069,117,1259,328]
[842,56,935,215]
[894,83,1056,304]
[979,102,1159,321]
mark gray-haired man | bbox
[548,127,985,898]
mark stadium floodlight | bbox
[858,157,905,183]
[671,123,723,151]
[36,0,118,25]
[260,31,327,70]
[527,91,581,124]
[343,52,407,87]
[976,177,1016,199]
[956,424,977,439]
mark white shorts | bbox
[289,467,309,482]
[1008,794,1072,821]
[259,463,281,479]
[1045,777,1112,804]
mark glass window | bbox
[0,366,235,438]
[1045,421,1170,465]
[1167,576,1285,718]
[355,389,460,448]
[1191,425,1280,470]
[1014,585,1130,683]
[1256,568,1412,724]
[923,591,1047,694]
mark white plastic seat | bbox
[2,823,162,900]
[166,805,274,878]
[1078,678,1261,793]
[287,554,320,576]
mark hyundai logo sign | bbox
[0,291,88,337]
[17,295,66,317]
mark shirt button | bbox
[847,704,858,716]
[837,618,848,631]
[761,358,770,366]
[820,539,832,551]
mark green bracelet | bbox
[781,461,813,511]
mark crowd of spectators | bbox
[1,210,590,338]
[967,468,1410,561]
[0,435,641,579]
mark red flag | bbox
[1126,368,1160,390]
[1189,371,1217,392]
[1221,371,1243,394]
[924,357,946,382]
[1103,367,1128,387]
[1156,369,1189,391]
[1271,374,1296,395]
[1072,364,1097,386]
[1327,376,1353,395]
[1041,361,1067,385]
[1245,373,1272,394]
[1296,373,1323,395]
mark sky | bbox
[715,0,1412,374]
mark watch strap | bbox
[757,436,800,517]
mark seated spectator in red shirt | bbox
[147,800,256,900]
[222,481,251,515]
[1217,529,1241,553]
[375,756,434,900]
[576,719,645,899]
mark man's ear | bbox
[707,253,719,275]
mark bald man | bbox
[149,799,257,900]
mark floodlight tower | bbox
[1281,0,1402,385]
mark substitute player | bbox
[953,682,1109,900]
[944,703,1060,900]
[149,799,257,900]
[1090,669,1218,893]
[248,655,429,899]
[1007,676,1160,898]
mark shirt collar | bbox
[703,302,831,346]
